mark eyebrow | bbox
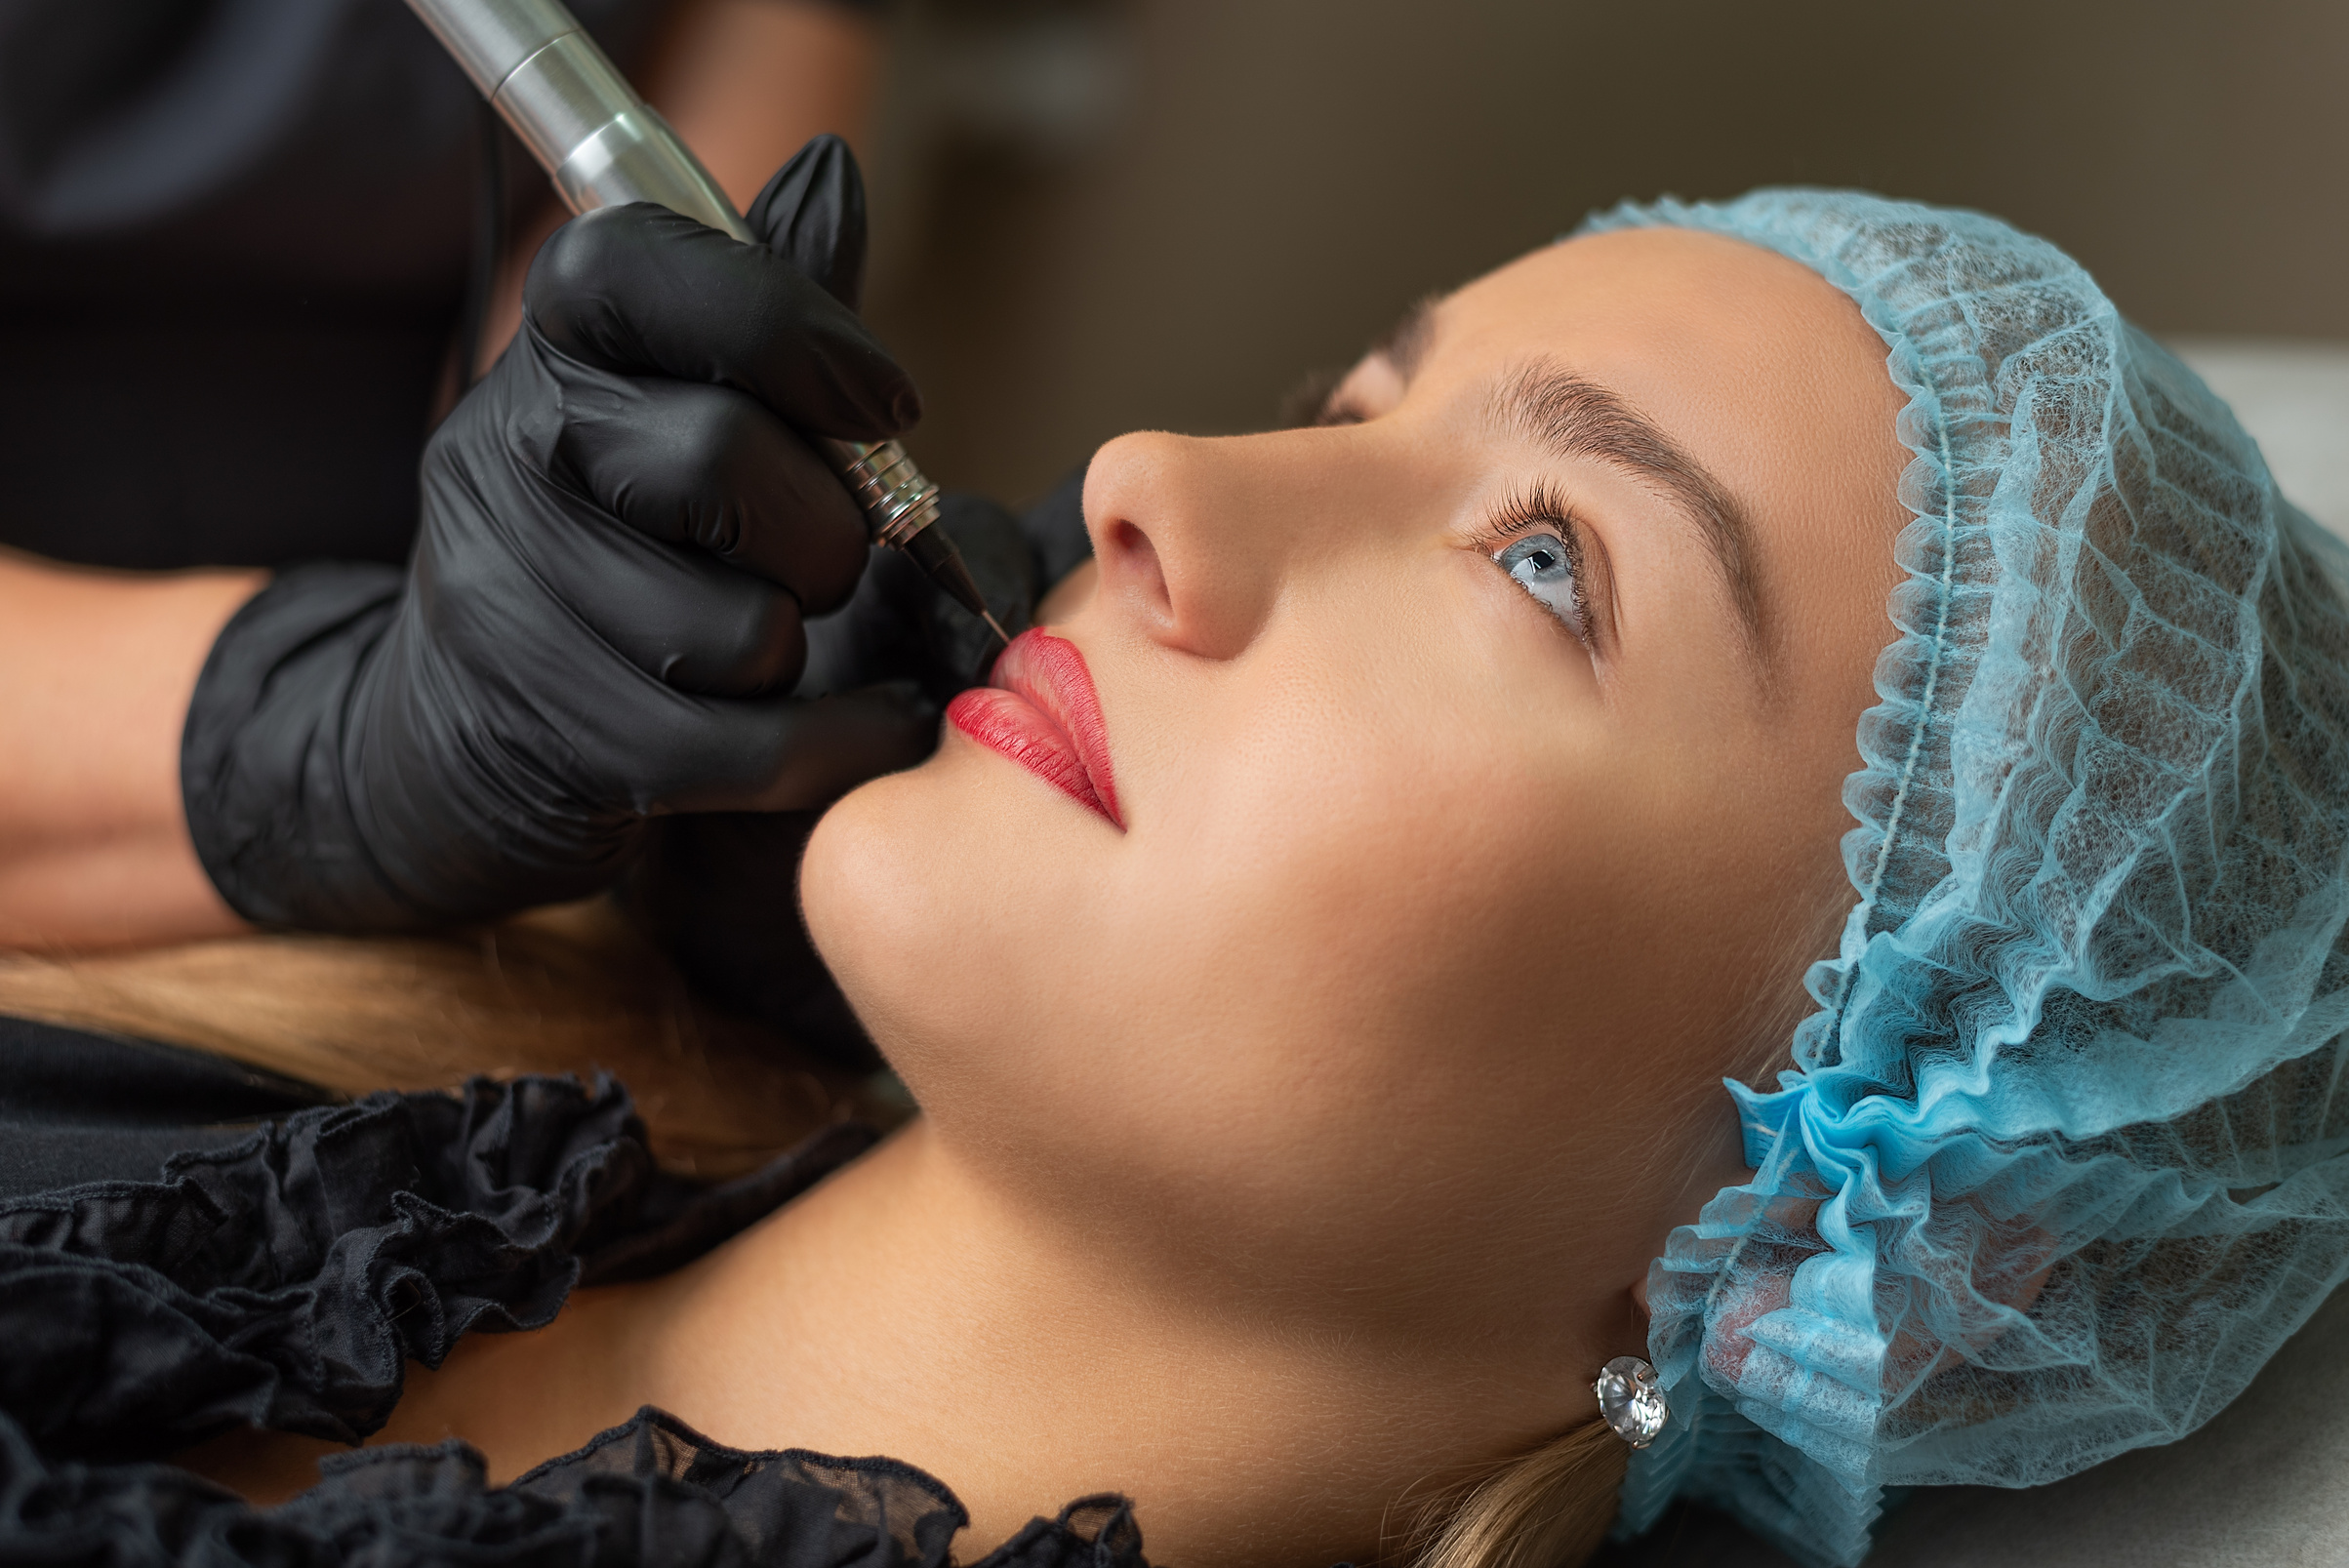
[1483,360,1765,657]
[1343,305,1767,660]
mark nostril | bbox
[1107,518,1149,561]
[1107,519,1171,623]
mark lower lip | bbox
[948,686,1116,824]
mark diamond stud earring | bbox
[1594,1356,1668,1447]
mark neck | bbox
[568,1119,1581,1567]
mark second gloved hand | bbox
[622,473,1088,1065]
[183,138,939,930]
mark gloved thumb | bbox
[685,681,940,815]
[747,134,869,311]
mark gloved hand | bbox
[623,467,1094,1066]
[182,136,950,931]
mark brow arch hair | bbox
[1488,359,1765,657]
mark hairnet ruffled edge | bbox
[1566,190,1995,1567]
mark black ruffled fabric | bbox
[0,1071,1153,1568]
[0,1075,875,1460]
[0,1405,1145,1568]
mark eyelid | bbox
[1472,483,1617,656]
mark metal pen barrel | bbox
[405,0,1006,643]
[410,0,747,239]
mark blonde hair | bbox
[1395,1420,1629,1568]
[0,899,895,1179]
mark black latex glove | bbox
[623,465,1094,1066]
[183,137,949,931]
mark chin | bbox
[799,736,1071,1078]
[800,765,940,1055]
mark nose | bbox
[1081,426,1372,661]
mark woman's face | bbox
[803,227,1904,1383]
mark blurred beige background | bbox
[858,0,2349,506]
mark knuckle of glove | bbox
[564,379,871,612]
[569,379,760,543]
[671,580,810,697]
[645,386,784,547]
[524,210,639,362]
[427,342,563,485]
[524,204,709,370]
[523,205,920,456]
[747,444,871,616]
[602,548,811,698]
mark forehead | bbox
[1415,227,1879,413]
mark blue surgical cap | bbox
[1576,190,2349,1567]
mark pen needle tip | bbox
[982,610,1013,647]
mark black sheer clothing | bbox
[0,1015,341,1196]
[0,1015,1150,1568]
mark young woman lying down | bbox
[3,187,2344,1568]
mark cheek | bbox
[1011,669,1661,1176]
[963,712,1741,1307]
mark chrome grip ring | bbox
[824,438,943,548]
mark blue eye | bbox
[1493,531,1588,638]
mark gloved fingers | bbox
[746,133,868,310]
[793,553,918,699]
[617,808,882,1068]
[524,204,918,440]
[783,495,1046,706]
[558,375,870,614]
[525,511,814,697]
[655,682,943,814]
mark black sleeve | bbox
[177,563,411,930]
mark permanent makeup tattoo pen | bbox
[407,0,1011,646]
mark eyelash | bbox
[1476,483,1597,646]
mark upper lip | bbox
[976,628,1124,826]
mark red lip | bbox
[947,629,1124,827]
